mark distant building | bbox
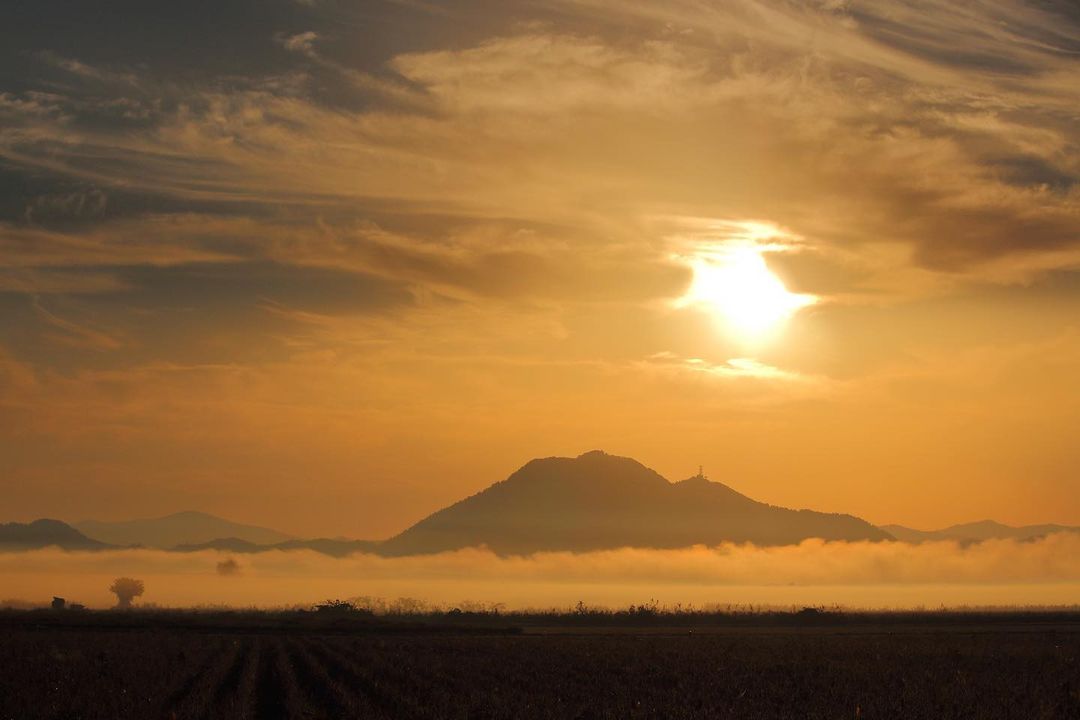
[51,597,66,610]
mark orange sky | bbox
[1,0,1078,539]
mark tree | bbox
[216,557,241,576]
[109,577,144,609]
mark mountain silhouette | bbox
[882,520,1080,544]
[0,519,114,551]
[379,450,892,556]
[173,537,379,557]
[75,510,292,549]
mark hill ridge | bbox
[882,521,1080,544]
[75,511,293,549]
[0,519,114,551]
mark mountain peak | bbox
[883,519,1080,544]
[75,511,292,548]
[678,465,711,485]
[381,452,891,556]
[502,451,671,493]
[576,449,611,460]
[28,518,76,530]
[0,519,111,550]
[677,474,710,487]
[165,510,218,520]
[945,519,1008,532]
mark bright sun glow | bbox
[681,244,816,341]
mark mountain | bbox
[0,519,114,551]
[273,538,380,557]
[379,450,892,556]
[173,537,379,557]
[882,520,1080,544]
[171,537,264,553]
[75,511,292,549]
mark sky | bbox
[1,0,1078,540]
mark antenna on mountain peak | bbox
[697,465,707,480]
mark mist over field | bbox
[7,536,1080,610]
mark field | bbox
[2,611,1079,719]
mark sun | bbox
[680,244,815,342]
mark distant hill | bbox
[882,520,1080,544]
[0,519,114,551]
[273,538,380,557]
[170,537,264,554]
[173,537,379,558]
[379,450,893,556]
[75,511,292,549]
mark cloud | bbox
[391,33,713,113]
[643,352,807,383]
[6,536,1080,609]
[35,51,140,87]
[1,2,1076,289]
[23,188,108,224]
[32,298,123,351]
[0,215,270,269]
[280,221,691,303]
[0,268,128,295]
[280,31,320,56]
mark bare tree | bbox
[109,577,145,609]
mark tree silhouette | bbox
[109,577,144,609]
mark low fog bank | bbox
[5,536,1080,610]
